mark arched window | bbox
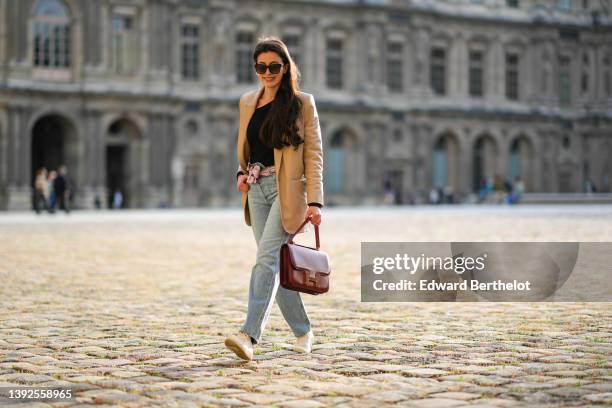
[33,0,71,68]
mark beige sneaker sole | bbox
[224,338,252,361]
[293,345,311,353]
[294,334,314,353]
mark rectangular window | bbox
[326,38,343,89]
[236,31,254,83]
[581,53,589,95]
[387,41,404,93]
[112,15,138,74]
[283,34,300,71]
[34,24,44,66]
[603,54,611,97]
[430,47,446,95]
[559,55,572,105]
[505,52,519,100]
[181,23,200,80]
[33,21,70,68]
[507,0,520,7]
[63,25,70,67]
[469,50,485,97]
[558,0,572,10]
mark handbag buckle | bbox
[307,270,317,286]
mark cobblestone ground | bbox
[0,206,610,408]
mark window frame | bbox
[325,33,345,90]
[236,30,255,84]
[558,53,572,106]
[505,51,520,101]
[32,0,71,70]
[430,46,447,96]
[111,9,140,75]
[180,21,201,81]
[468,48,485,98]
[386,38,404,93]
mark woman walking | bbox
[225,36,324,361]
[33,167,49,214]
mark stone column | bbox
[451,33,466,100]
[356,21,384,95]
[7,106,31,210]
[410,124,421,201]
[303,17,318,91]
[364,121,385,198]
[147,114,160,206]
[411,27,430,100]
[491,35,504,105]
[547,131,559,192]
[171,155,183,208]
[458,128,472,197]
[0,0,6,83]
[210,8,232,88]
[530,131,543,193]
[498,129,510,186]
[0,107,7,209]
[309,17,322,93]
[420,123,433,198]
[78,110,105,210]
[165,113,177,207]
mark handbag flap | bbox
[285,243,331,275]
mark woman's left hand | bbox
[305,206,322,226]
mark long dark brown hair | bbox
[253,36,303,150]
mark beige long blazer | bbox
[236,86,324,234]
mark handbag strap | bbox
[287,216,320,250]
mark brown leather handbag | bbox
[280,216,331,295]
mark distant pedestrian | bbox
[512,176,524,204]
[33,167,49,214]
[478,177,493,203]
[443,185,454,204]
[382,177,394,205]
[585,179,597,193]
[113,190,123,209]
[503,178,514,204]
[53,165,71,213]
[493,174,504,204]
[429,187,440,204]
[47,170,57,213]
[94,194,102,209]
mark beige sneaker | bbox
[224,332,253,361]
[294,331,314,353]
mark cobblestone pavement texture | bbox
[0,206,610,407]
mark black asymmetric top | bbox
[247,101,274,167]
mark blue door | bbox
[326,147,344,193]
[432,148,447,189]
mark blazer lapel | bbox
[240,87,262,167]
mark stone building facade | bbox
[0,0,611,210]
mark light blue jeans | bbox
[240,172,311,344]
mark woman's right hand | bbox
[237,174,250,193]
